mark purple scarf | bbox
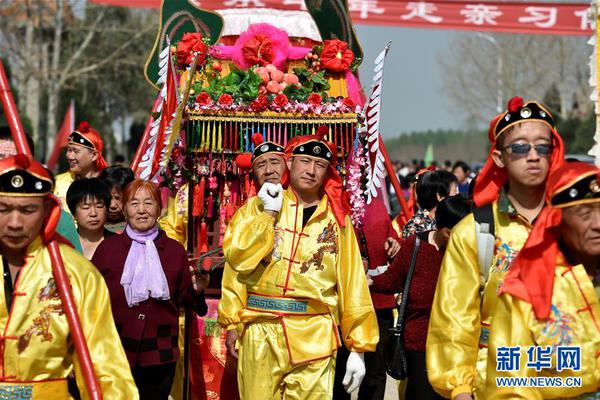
[121,224,170,307]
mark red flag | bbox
[130,94,163,176]
[150,57,177,178]
[47,101,75,170]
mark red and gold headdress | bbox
[68,121,108,172]
[473,96,565,207]
[285,126,349,227]
[0,154,63,244]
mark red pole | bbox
[0,60,102,399]
[0,61,30,156]
[377,134,410,226]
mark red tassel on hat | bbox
[317,125,328,140]
[197,220,208,255]
[78,121,90,133]
[251,132,264,146]
[507,96,524,112]
[192,178,205,217]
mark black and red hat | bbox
[492,97,555,140]
[251,133,284,163]
[68,121,108,171]
[285,125,349,227]
[0,154,53,196]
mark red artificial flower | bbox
[507,96,524,113]
[307,93,322,106]
[274,93,289,108]
[172,147,181,158]
[218,93,234,106]
[320,39,355,73]
[196,92,211,106]
[212,62,223,72]
[176,32,207,66]
[250,95,269,112]
[242,34,274,67]
[343,97,356,108]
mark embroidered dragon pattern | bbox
[300,221,338,273]
[17,278,64,354]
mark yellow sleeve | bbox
[67,250,139,399]
[336,216,379,352]
[217,262,247,331]
[159,186,188,247]
[223,202,275,275]
[485,294,541,400]
[426,214,481,398]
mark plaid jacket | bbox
[92,230,207,367]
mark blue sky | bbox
[355,25,465,138]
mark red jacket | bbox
[357,199,398,309]
[370,232,444,352]
[92,230,207,367]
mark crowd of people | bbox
[0,94,598,400]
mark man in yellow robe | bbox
[217,134,288,357]
[54,122,108,213]
[223,130,379,399]
[0,154,137,399]
[427,97,565,399]
[161,134,288,397]
[485,162,600,399]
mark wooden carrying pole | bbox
[0,60,102,400]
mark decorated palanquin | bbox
[133,1,372,399]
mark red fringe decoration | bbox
[192,178,205,217]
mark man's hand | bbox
[258,182,283,215]
[384,237,400,258]
[342,351,365,393]
[190,265,209,293]
[226,329,239,359]
[453,394,474,400]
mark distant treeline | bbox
[383,129,489,164]
[383,111,596,165]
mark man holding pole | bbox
[0,154,138,398]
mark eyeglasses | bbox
[502,143,553,156]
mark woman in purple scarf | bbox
[92,179,209,400]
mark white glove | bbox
[258,182,283,213]
[343,351,365,394]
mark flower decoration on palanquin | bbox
[319,39,355,73]
[232,24,290,70]
[176,32,208,67]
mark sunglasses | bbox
[502,143,553,156]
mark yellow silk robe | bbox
[427,191,533,399]
[223,188,379,364]
[217,199,256,333]
[159,184,189,248]
[54,172,75,214]
[485,260,600,399]
[0,237,138,399]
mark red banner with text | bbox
[89,0,592,36]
